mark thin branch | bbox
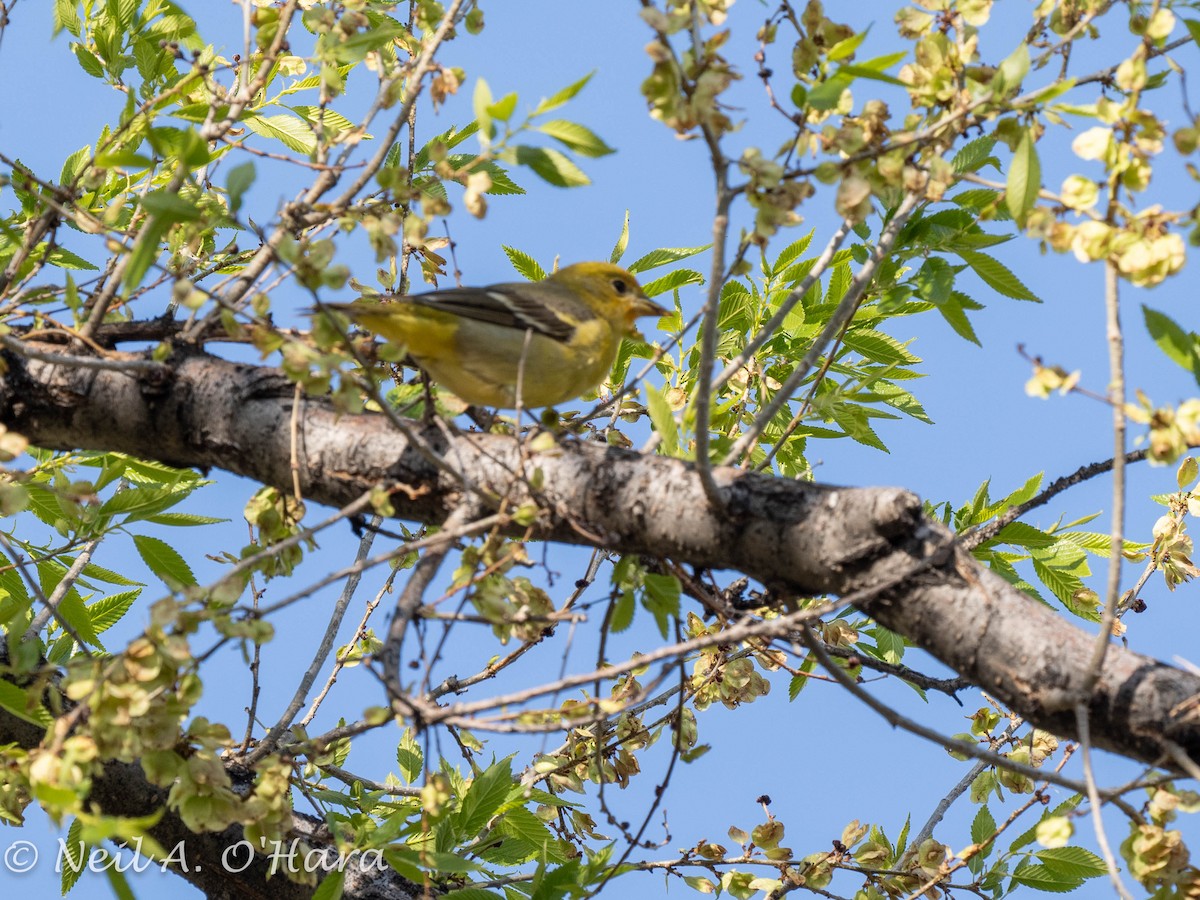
[246,520,380,764]
[723,193,920,466]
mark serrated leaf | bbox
[971,805,996,845]
[457,758,515,838]
[1036,846,1107,878]
[45,247,99,271]
[87,589,140,634]
[290,105,362,137]
[1004,472,1043,506]
[952,135,999,173]
[841,329,920,366]
[628,245,710,273]
[770,230,815,274]
[995,521,1056,548]
[144,512,230,527]
[642,268,704,298]
[396,729,423,783]
[1009,862,1085,893]
[934,291,981,345]
[74,44,105,78]
[788,654,817,700]
[1058,531,1149,557]
[61,819,88,895]
[54,0,81,36]
[501,246,546,281]
[609,589,635,633]
[82,563,143,587]
[133,535,196,589]
[956,249,1040,301]
[828,403,889,452]
[244,112,317,155]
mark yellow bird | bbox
[322,262,667,408]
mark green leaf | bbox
[838,63,905,86]
[1184,18,1200,48]
[473,77,494,140]
[536,120,615,157]
[934,291,981,345]
[244,112,318,155]
[952,135,998,174]
[312,868,345,900]
[100,484,194,521]
[396,728,423,783]
[1036,846,1106,878]
[132,535,197,589]
[531,72,595,117]
[54,0,81,36]
[487,93,518,121]
[996,43,1030,94]
[828,403,889,452]
[1058,531,1149,557]
[770,230,815,274]
[88,589,140,634]
[828,28,869,61]
[788,654,817,700]
[971,805,996,845]
[501,246,546,281]
[444,156,525,195]
[807,71,854,110]
[61,819,88,895]
[82,563,143,587]
[646,384,679,456]
[642,268,704,298]
[627,245,710,274]
[841,329,920,366]
[327,21,407,64]
[0,680,52,727]
[611,210,630,263]
[643,573,680,639]
[140,189,202,220]
[290,105,361,137]
[457,758,515,838]
[1005,128,1040,226]
[512,146,589,187]
[46,247,99,272]
[1143,305,1200,381]
[956,249,1040,301]
[609,588,636,633]
[1009,862,1085,893]
[144,512,229,527]
[74,45,105,78]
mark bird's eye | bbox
[611,278,628,295]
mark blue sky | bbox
[3,2,1200,898]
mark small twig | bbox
[246,519,380,764]
[723,194,920,466]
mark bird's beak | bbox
[631,295,670,320]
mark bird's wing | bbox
[404,283,586,343]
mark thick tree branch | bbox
[3,343,1198,776]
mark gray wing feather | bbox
[400,282,588,343]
